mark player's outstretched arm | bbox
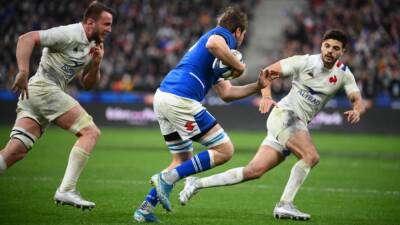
[213,69,272,102]
[206,35,245,78]
[81,43,104,90]
[12,31,40,100]
[344,91,366,124]
[258,61,283,113]
[261,60,283,81]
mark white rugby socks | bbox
[59,146,89,192]
[0,154,7,174]
[280,159,311,203]
[198,167,244,188]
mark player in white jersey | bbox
[0,2,114,210]
[179,29,366,220]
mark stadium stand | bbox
[0,0,398,107]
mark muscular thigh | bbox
[54,104,94,133]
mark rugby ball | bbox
[212,49,243,80]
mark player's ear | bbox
[234,27,242,36]
[86,18,96,27]
[233,27,242,39]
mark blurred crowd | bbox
[0,0,256,93]
[269,0,400,103]
[1,0,398,104]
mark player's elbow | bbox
[218,90,235,102]
[220,95,234,103]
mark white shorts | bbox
[153,89,217,140]
[261,107,308,156]
[16,76,79,130]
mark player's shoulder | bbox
[49,22,80,32]
[290,53,312,61]
[335,60,354,77]
[61,23,83,35]
[42,23,82,38]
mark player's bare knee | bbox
[303,151,320,167]
[81,125,101,142]
[310,152,320,167]
[220,141,234,162]
[90,126,101,141]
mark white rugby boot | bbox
[179,177,200,205]
[54,188,95,210]
[273,201,310,220]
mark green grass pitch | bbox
[0,126,399,225]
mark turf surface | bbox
[0,126,399,225]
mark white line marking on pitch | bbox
[1,176,399,196]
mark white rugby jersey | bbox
[278,54,360,123]
[34,23,95,90]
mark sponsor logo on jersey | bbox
[61,60,84,76]
[298,90,321,106]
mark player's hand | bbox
[257,68,273,89]
[262,68,280,81]
[344,110,360,124]
[230,62,246,79]
[12,71,29,100]
[91,42,104,65]
[259,96,277,114]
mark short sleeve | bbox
[343,69,360,95]
[280,54,309,77]
[39,25,72,50]
[213,28,237,49]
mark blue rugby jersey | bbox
[159,26,237,102]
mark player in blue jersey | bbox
[133,6,272,222]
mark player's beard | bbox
[322,53,337,68]
[91,29,103,44]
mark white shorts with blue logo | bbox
[153,89,217,141]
